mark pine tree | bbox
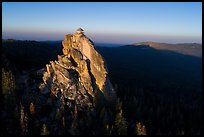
[2,68,19,134]
[99,107,106,119]
[24,113,29,134]
[114,109,127,135]
[20,103,26,135]
[135,122,146,135]
[93,89,104,111]
[115,98,122,112]
[2,68,15,95]
[41,124,50,135]
[102,110,110,135]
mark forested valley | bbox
[1,40,202,135]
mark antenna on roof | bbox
[76,28,84,34]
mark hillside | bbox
[2,39,202,135]
[132,42,202,57]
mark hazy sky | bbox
[2,2,202,44]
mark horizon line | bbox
[2,38,202,45]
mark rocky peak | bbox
[39,29,116,110]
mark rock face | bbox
[39,30,115,110]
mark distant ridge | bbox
[131,41,202,57]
